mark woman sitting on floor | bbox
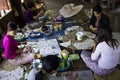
[2,21,35,65]
[25,2,44,23]
[81,27,120,75]
[89,6,110,34]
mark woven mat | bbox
[0,60,19,71]
[0,67,24,80]
[0,59,24,80]
[94,69,120,80]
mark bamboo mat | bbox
[0,60,19,71]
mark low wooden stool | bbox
[94,68,120,80]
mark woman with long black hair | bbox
[81,27,120,75]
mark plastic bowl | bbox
[16,37,25,42]
[15,35,25,42]
[15,33,25,42]
[58,59,70,72]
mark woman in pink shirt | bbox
[3,21,34,65]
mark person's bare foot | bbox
[72,72,78,80]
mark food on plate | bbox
[14,33,25,41]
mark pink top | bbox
[3,34,19,59]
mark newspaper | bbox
[73,39,94,50]
[38,39,61,57]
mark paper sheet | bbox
[38,39,61,57]
[85,32,96,39]
[18,44,25,48]
[73,39,94,49]
[27,42,39,48]
[65,26,84,35]
[60,40,71,47]
[66,26,79,32]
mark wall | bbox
[0,10,16,33]
[0,0,26,33]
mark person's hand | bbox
[92,27,98,31]
[16,48,23,54]
[92,40,97,53]
[20,41,27,44]
[89,25,94,30]
[90,25,98,31]
[33,9,44,20]
[37,9,44,17]
[93,41,97,47]
[23,46,33,53]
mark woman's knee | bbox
[81,50,91,58]
[24,53,34,61]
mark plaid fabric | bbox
[81,50,115,76]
